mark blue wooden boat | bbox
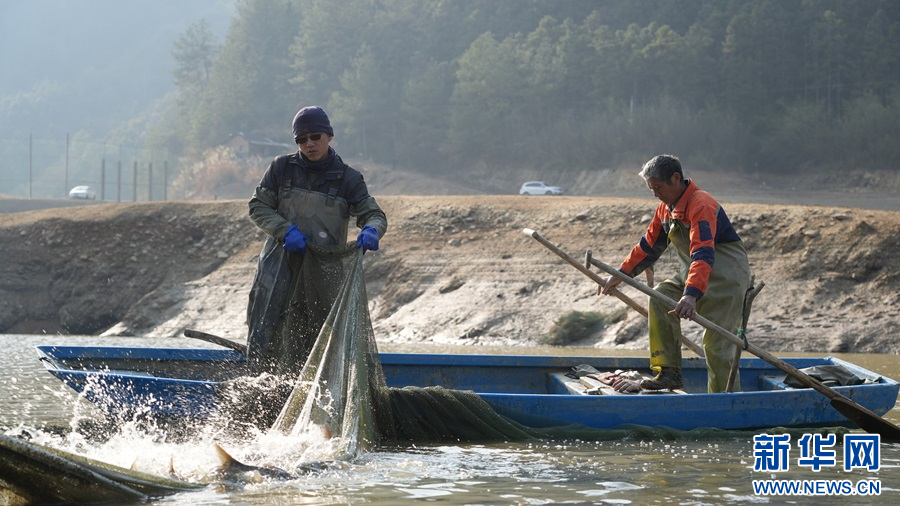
[35,345,899,432]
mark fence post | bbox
[29,134,33,199]
[65,133,69,197]
[100,159,106,201]
[164,161,168,201]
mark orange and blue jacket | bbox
[620,180,741,299]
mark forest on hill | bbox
[3,0,899,199]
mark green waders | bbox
[247,184,351,376]
[648,219,751,393]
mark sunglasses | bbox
[297,133,324,144]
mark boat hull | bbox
[35,346,899,432]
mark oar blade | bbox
[830,397,900,442]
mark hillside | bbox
[1,189,898,355]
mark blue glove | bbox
[283,224,307,252]
[356,226,379,252]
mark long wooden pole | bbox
[523,228,704,357]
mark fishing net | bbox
[260,243,552,453]
[270,243,392,456]
[215,243,381,438]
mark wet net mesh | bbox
[270,244,392,456]
[260,243,567,454]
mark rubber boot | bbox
[640,367,683,390]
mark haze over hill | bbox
[0,0,234,196]
[0,0,233,113]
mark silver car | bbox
[519,181,564,195]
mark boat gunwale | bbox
[35,346,899,392]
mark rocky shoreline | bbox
[2,194,898,355]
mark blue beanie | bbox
[292,106,333,140]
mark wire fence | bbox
[0,134,173,202]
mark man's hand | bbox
[356,226,379,253]
[598,275,622,296]
[669,294,698,320]
[283,224,308,252]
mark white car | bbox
[519,181,564,195]
[68,185,96,200]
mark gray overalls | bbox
[246,158,386,375]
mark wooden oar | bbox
[523,228,704,357]
[184,329,248,355]
[572,245,900,441]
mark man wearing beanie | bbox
[245,105,387,377]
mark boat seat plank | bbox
[549,372,594,395]
[549,372,621,395]
[577,375,619,396]
[571,365,689,395]
[549,372,659,396]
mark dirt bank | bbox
[1,190,898,354]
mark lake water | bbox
[2,334,898,505]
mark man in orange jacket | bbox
[600,154,751,393]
